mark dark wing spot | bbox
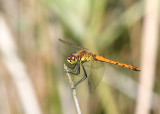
[115,63,118,65]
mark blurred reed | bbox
[0,0,159,114]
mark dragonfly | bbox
[59,39,140,93]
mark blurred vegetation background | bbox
[0,0,159,114]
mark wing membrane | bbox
[84,60,105,93]
[83,60,104,69]
[59,39,87,50]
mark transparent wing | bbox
[84,60,105,93]
[59,39,87,50]
[83,60,104,69]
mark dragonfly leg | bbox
[65,63,80,75]
[73,64,87,89]
[66,63,76,69]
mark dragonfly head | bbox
[67,54,77,64]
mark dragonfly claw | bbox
[72,86,75,89]
[64,69,69,73]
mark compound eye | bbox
[68,54,76,61]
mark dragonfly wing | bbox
[84,60,105,93]
[83,60,104,69]
[59,39,87,50]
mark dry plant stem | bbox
[64,64,82,114]
[0,15,42,114]
[135,0,159,113]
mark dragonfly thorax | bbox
[67,54,78,64]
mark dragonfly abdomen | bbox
[95,54,140,71]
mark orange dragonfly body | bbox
[59,39,140,93]
[75,50,140,71]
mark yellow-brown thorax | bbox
[75,50,95,63]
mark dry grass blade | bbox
[135,0,159,113]
[0,15,42,114]
[64,64,82,114]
